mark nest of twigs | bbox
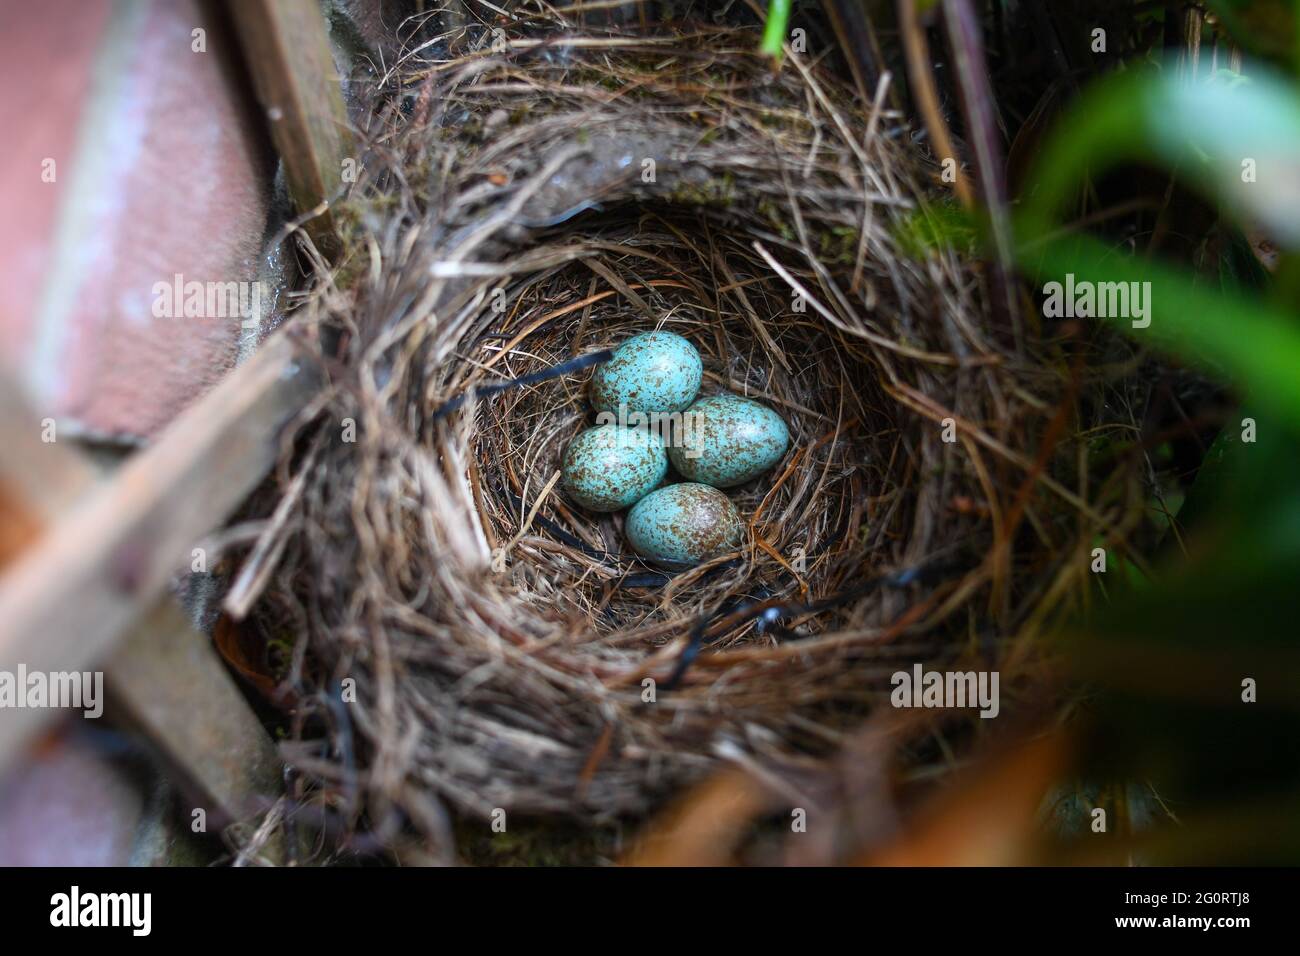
[242,22,1120,843]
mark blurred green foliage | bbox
[1015,38,1300,859]
[1205,0,1297,62]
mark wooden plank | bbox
[0,375,97,562]
[229,0,354,252]
[0,331,316,772]
[0,370,288,826]
[107,600,284,831]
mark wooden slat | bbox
[0,372,288,851]
[107,600,284,830]
[0,374,95,573]
[230,0,354,252]
[0,331,316,772]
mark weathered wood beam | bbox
[0,371,289,850]
[107,600,285,832]
[229,0,355,252]
[0,331,317,774]
[0,376,96,564]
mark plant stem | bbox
[761,0,792,60]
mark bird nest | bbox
[242,24,1111,842]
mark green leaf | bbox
[1025,233,1300,436]
[1016,63,1300,436]
[1019,64,1300,249]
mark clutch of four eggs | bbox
[560,331,790,566]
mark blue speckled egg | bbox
[561,425,667,512]
[590,331,702,416]
[625,483,744,567]
[668,394,790,488]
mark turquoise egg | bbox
[590,331,702,417]
[668,394,790,488]
[561,425,667,512]
[625,483,744,567]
